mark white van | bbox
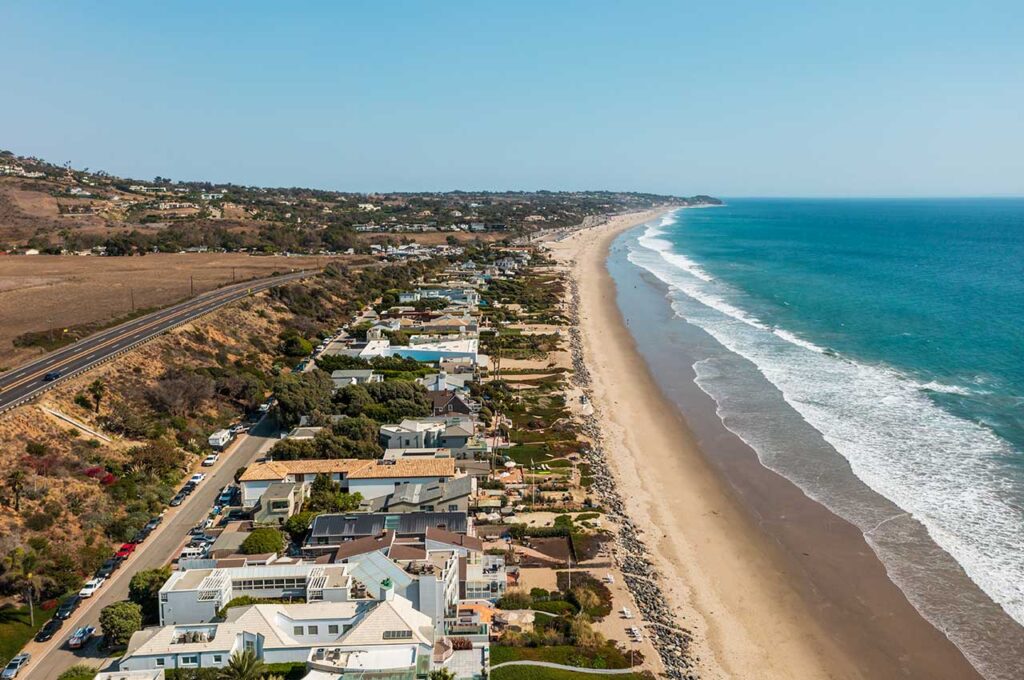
[178,546,206,561]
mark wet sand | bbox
[546,210,982,680]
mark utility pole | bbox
[130,288,135,313]
[190,275,195,297]
[232,267,236,282]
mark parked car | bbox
[41,371,62,382]
[229,423,249,435]
[131,528,150,544]
[66,625,95,649]
[55,596,81,620]
[115,543,136,560]
[181,481,197,494]
[202,454,219,466]
[189,473,206,484]
[78,577,104,598]
[144,516,163,531]
[169,493,186,507]
[95,558,119,578]
[1,653,30,679]
[35,617,63,641]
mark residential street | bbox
[20,417,280,680]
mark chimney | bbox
[381,577,395,601]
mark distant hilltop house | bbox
[358,203,380,211]
[157,201,198,210]
[201,191,225,200]
[0,164,45,178]
[129,184,170,194]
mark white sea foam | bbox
[626,222,1024,649]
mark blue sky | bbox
[2,1,1022,196]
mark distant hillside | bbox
[0,149,719,254]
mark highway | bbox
[20,417,281,680]
[0,269,314,413]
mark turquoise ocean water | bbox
[622,199,1024,677]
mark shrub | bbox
[58,666,97,680]
[496,589,532,610]
[240,527,285,555]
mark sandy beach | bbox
[546,210,982,679]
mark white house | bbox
[119,594,435,675]
[158,563,360,625]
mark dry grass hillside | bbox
[0,273,355,595]
[0,252,366,368]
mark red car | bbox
[115,543,136,559]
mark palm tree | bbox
[5,468,26,511]
[217,649,265,680]
[88,379,106,412]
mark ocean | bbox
[614,199,1024,679]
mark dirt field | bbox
[0,253,357,368]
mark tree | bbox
[218,649,265,680]
[88,379,106,412]
[5,468,26,511]
[148,370,215,417]
[273,371,333,427]
[57,666,97,680]
[99,600,142,646]
[129,439,182,479]
[282,511,318,543]
[239,527,284,555]
[129,567,172,623]
[305,474,363,513]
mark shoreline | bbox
[545,209,982,679]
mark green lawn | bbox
[490,667,650,680]
[0,603,50,666]
[490,645,632,669]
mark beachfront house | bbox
[238,458,457,508]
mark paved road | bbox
[0,269,314,413]
[20,417,281,680]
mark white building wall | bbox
[241,480,273,508]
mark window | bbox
[328,624,339,634]
[293,626,304,635]
[382,630,413,640]
[181,656,198,666]
[155,659,165,668]
[448,504,459,512]
[308,625,318,635]
[213,655,222,664]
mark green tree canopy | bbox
[129,566,172,624]
[240,527,285,555]
[100,600,143,646]
[273,370,333,427]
